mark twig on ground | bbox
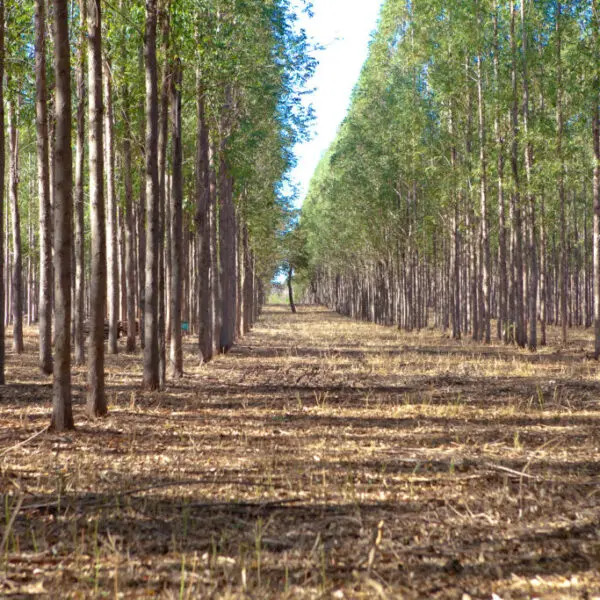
[0,426,49,458]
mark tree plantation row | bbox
[298,0,600,354]
[0,0,313,430]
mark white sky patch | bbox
[291,0,384,207]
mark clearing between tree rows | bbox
[1,305,600,599]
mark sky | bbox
[290,0,384,208]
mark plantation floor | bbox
[1,305,600,599]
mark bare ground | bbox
[1,305,600,599]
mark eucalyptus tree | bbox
[143,0,160,390]
[51,0,74,431]
[87,0,107,417]
[0,0,5,385]
[33,0,52,372]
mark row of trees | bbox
[0,0,313,429]
[301,0,600,353]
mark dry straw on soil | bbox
[1,305,600,598]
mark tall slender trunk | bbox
[196,72,213,361]
[156,12,169,388]
[123,87,136,352]
[522,0,537,351]
[7,91,23,354]
[74,0,86,365]
[476,35,490,344]
[210,144,220,354]
[169,60,183,378]
[143,0,160,390]
[593,0,600,357]
[510,2,525,347]
[103,59,119,354]
[0,0,5,385]
[86,0,107,417]
[51,0,74,430]
[494,39,508,343]
[35,0,52,373]
[219,154,236,352]
[556,1,568,345]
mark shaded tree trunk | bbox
[7,90,23,354]
[288,266,297,314]
[86,0,107,417]
[51,0,74,431]
[196,73,213,362]
[103,59,119,355]
[0,0,5,385]
[35,0,52,373]
[143,0,160,390]
[74,0,86,365]
[123,87,136,352]
[169,60,183,378]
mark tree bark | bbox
[143,0,160,390]
[555,1,568,345]
[35,0,52,373]
[288,266,297,314]
[593,0,600,358]
[74,0,86,365]
[476,36,490,344]
[86,0,107,417]
[521,0,538,351]
[0,0,5,385]
[196,73,213,362]
[51,0,74,431]
[123,88,136,352]
[7,90,23,354]
[169,60,183,378]
[103,59,119,355]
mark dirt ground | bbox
[1,305,600,599]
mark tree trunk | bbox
[169,60,183,378]
[35,0,52,374]
[74,0,86,365]
[86,0,107,417]
[157,15,169,389]
[0,0,5,385]
[476,41,490,344]
[593,0,600,357]
[521,0,537,352]
[288,266,297,314]
[556,1,568,345]
[510,2,526,348]
[123,87,136,353]
[219,155,236,353]
[7,91,23,354]
[51,0,74,431]
[196,73,213,362]
[103,59,119,355]
[143,0,160,390]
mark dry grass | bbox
[1,305,600,599]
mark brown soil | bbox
[1,305,600,598]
